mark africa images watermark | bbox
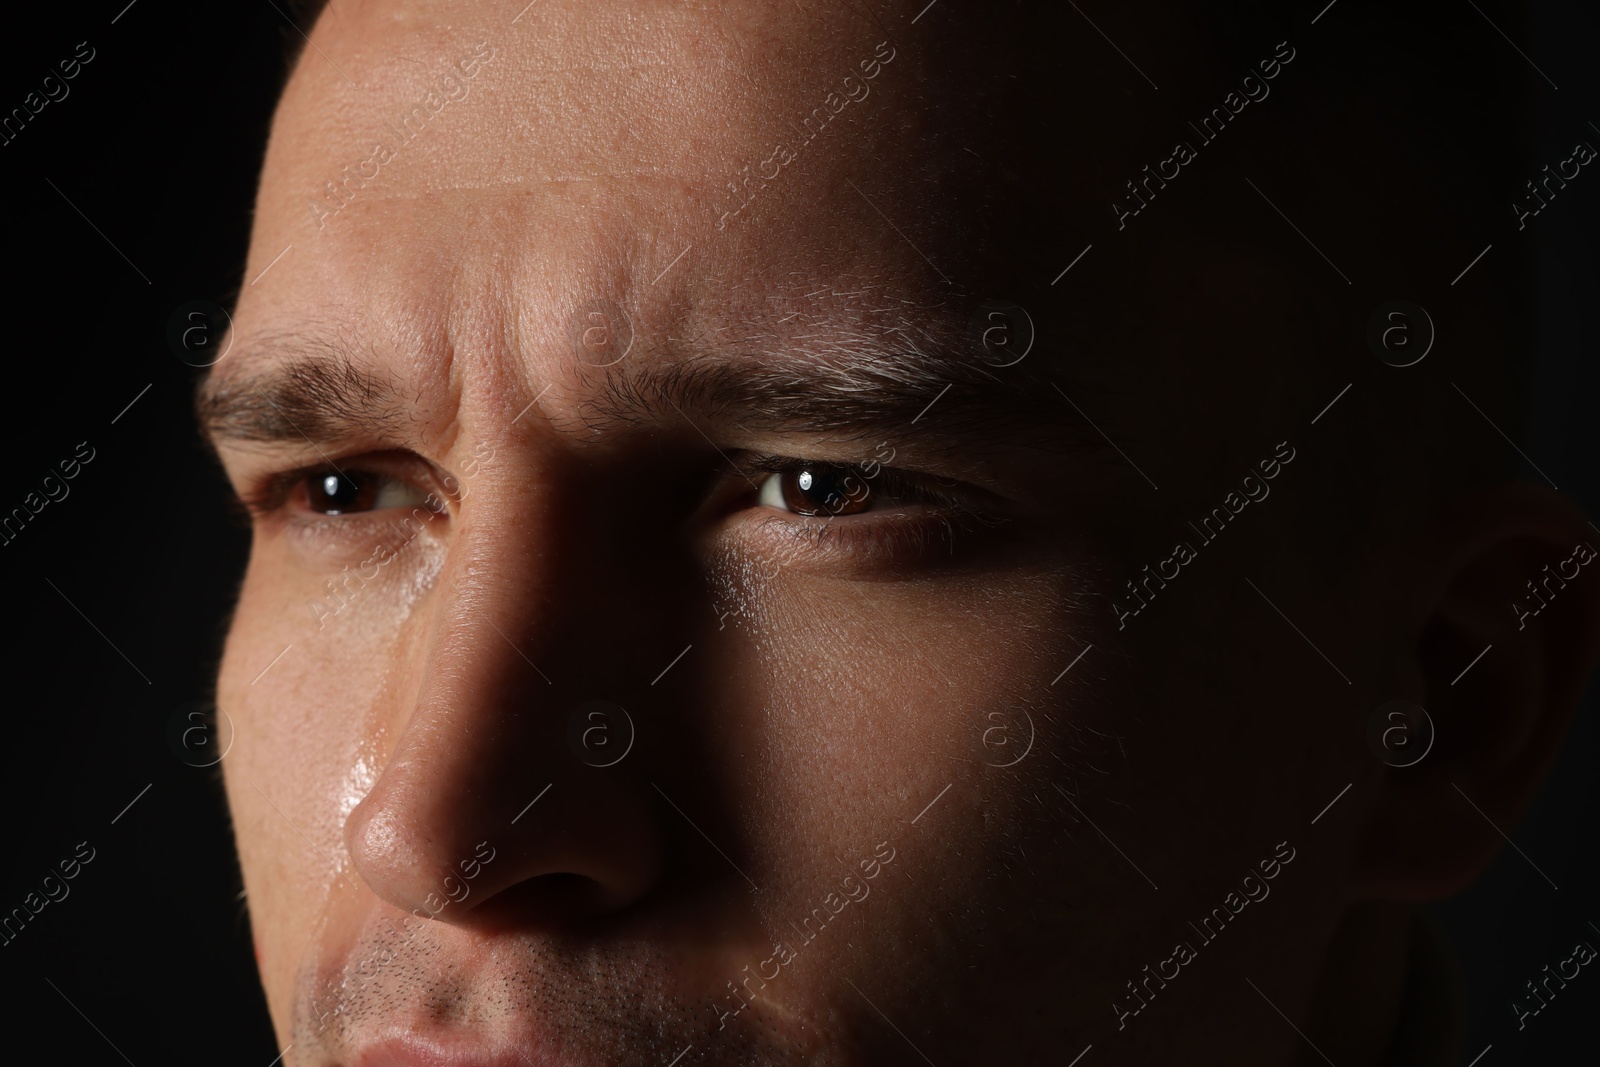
[1113,839,1297,1030]
[710,840,898,1032]
[312,840,499,1034]
[1511,539,1595,630]
[1511,129,1596,231]
[0,39,96,148]
[1112,39,1296,230]
[1,841,97,949]
[0,440,96,549]
[709,440,897,633]
[1509,923,1595,1032]
[308,438,497,629]
[714,39,897,231]
[1112,440,1296,629]
[307,40,497,230]
[309,498,444,628]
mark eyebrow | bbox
[198,333,1093,460]
[198,346,410,447]
[589,348,1088,458]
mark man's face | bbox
[210,2,1377,1063]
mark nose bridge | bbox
[343,473,667,922]
[348,516,559,860]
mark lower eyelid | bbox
[282,506,448,568]
[732,506,992,575]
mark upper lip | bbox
[323,895,763,1067]
[351,1033,553,1067]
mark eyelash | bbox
[237,452,999,563]
[236,461,439,519]
[741,455,963,512]
[737,455,1003,561]
[237,470,311,517]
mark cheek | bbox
[702,554,1093,877]
[705,550,1094,799]
[218,537,437,1025]
[695,554,1177,1032]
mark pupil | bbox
[784,465,870,516]
[316,473,363,513]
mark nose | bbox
[343,489,667,929]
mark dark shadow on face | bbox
[198,2,1600,1066]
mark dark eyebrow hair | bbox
[198,333,1096,461]
[590,349,1087,460]
[197,351,410,448]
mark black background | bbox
[0,2,1594,1063]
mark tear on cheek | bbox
[337,749,381,826]
[397,536,447,617]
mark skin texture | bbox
[207,2,1600,1064]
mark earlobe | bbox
[1349,484,1600,902]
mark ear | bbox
[1350,483,1600,901]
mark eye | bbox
[299,470,436,516]
[757,463,876,516]
[732,454,1009,570]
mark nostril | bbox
[343,733,665,928]
[468,873,615,929]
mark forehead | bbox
[236,0,1009,401]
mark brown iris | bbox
[305,471,377,515]
[777,465,873,516]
